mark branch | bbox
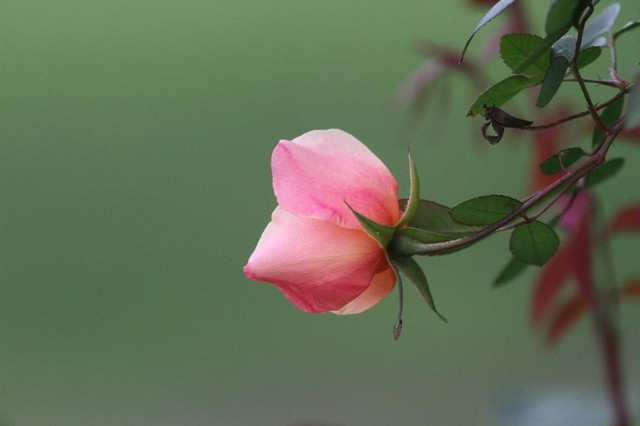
[522,89,627,131]
[563,77,624,89]
[392,123,623,257]
[572,4,610,134]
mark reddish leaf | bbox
[530,107,572,191]
[567,199,595,306]
[532,244,572,324]
[546,293,587,346]
[620,279,640,300]
[532,193,595,325]
[621,127,640,141]
[611,204,640,233]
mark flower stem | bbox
[572,4,610,134]
[392,124,622,257]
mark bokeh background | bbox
[1,1,639,425]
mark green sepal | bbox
[389,232,466,257]
[398,227,463,244]
[509,221,559,266]
[388,252,447,322]
[347,204,395,247]
[397,150,420,228]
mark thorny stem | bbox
[573,4,610,134]
[393,123,624,256]
[607,29,621,82]
[564,77,624,88]
[399,2,633,421]
[393,122,623,257]
[522,89,628,132]
[496,182,581,233]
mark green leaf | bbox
[536,36,576,107]
[468,75,541,116]
[584,158,625,188]
[510,221,560,266]
[536,57,570,107]
[540,147,587,174]
[581,3,621,47]
[625,71,640,128]
[493,257,529,288]
[552,35,577,61]
[347,204,395,247]
[388,253,447,322]
[614,20,640,41]
[592,96,625,146]
[576,46,602,69]
[450,195,522,226]
[512,29,567,74]
[500,33,550,77]
[545,0,582,35]
[399,199,482,236]
[397,151,420,228]
[461,0,517,62]
[396,199,481,246]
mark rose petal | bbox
[331,264,396,315]
[244,207,386,313]
[272,129,400,229]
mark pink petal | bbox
[244,207,386,313]
[559,192,590,234]
[272,129,400,229]
[331,265,396,315]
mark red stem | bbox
[589,204,630,426]
[596,319,629,426]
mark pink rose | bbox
[244,129,401,314]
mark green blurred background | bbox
[1,1,639,425]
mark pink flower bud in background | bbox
[244,129,400,314]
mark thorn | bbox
[393,319,403,341]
